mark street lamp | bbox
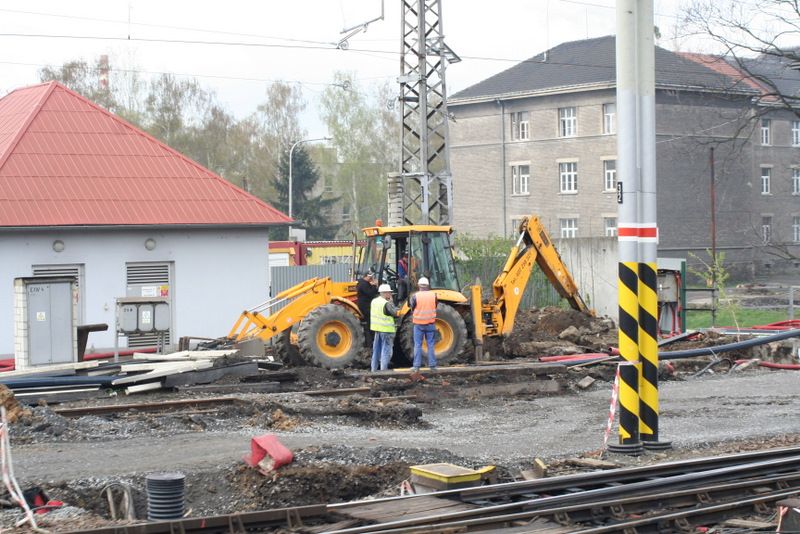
[288,137,331,238]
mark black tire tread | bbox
[297,304,364,368]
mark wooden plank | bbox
[54,396,240,417]
[132,350,238,361]
[125,382,163,394]
[0,360,101,378]
[15,388,101,405]
[340,496,478,523]
[304,387,371,397]
[413,380,564,402]
[361,362,567,379]
[111,360,212,385]
[722,519,776,530]
[176,382,281,394]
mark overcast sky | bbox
[0,0,696,137]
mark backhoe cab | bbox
[356,224,470,364]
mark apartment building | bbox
[449,36,800,277]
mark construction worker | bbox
[409,277,437,373]
[356,270,379,348]
[370,284,399,371]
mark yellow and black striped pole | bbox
[609,2,643,455]
[636,0,671,451]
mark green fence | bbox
[456,257,563,309]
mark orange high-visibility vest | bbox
[412,291,437,325]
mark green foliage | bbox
[687,308,788,329]
[270,145,338,240]
[687,250,740,328]
[453,234,562,309]
[320,72,398,235]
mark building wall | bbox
[0,227,269,355]
[450,88,800,280]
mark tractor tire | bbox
[400,303,468,366]
[297,304,365,369]
[274,329,305,367]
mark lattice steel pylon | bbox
[388,0,460,226]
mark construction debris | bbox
[244,434,294,475]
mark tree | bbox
[320,72,400,236]
[270,145,338,240]
[682,0,800,116]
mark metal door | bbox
[125,262,173,347]
[32,264,84,324]
[27,280,74,365]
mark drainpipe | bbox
[497,99,507,236]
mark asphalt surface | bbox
[12,370,800,482]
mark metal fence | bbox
[269,264,351,309]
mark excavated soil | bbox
[499,307,618,357]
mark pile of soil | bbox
[500,307,617,358]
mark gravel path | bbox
[12,371,800,482]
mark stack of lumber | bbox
[0,349,260,403]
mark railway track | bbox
[72,446,800,534]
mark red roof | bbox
[0,81,291,227]
[678,52,769,94]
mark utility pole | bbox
[388,0,460,226]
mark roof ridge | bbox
[43,82,289,221]
[0,82,57,172]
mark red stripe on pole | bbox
[618,227,658,238]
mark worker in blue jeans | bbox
[409,277,438,372]
[370,284,399,371]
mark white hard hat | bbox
[378,284,392,293]
[418,277,430,286]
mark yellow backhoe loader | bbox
[227,215,591,368]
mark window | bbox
[761,118,771,145]
[341,206,351,222]
[559,161,578,193]
[510,111,529,141]
[511,164,530,195]
[603,159,617,191]
[794,216,800,243]
[603,103,616,134]
[793,121,800,147]
[560,218,578,238]
[761,216,772,243]
[510,218,524,235]
[793,168,800,195]
[323,176,333,194]
[604,217,618,237]
[761,167,771,194]
[559,107,577,137]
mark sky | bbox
[0,0,696,137]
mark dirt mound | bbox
[0,385,28,423]
[501,307,617,357]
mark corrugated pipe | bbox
[660,329,800,360]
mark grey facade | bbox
[0,227,269,355]
[449,36,800,279]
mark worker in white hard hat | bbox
[370,283,400,372]
[409,277,438,373]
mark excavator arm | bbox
[475,215,591,338]
[228,277,359,342]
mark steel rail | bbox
[349,470,800,533]
[328,445,800,511]
[325,454,800,533]
[574,487,799,533]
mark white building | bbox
[0,81,290,354]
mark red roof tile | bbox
[0,81,291,227]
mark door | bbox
[32,264,84,324]
[125,262,173,347]
[27,280,74,365]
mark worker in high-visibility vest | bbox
[409,277,438,373]
[370,283,400,372]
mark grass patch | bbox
[686,308,790,329]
